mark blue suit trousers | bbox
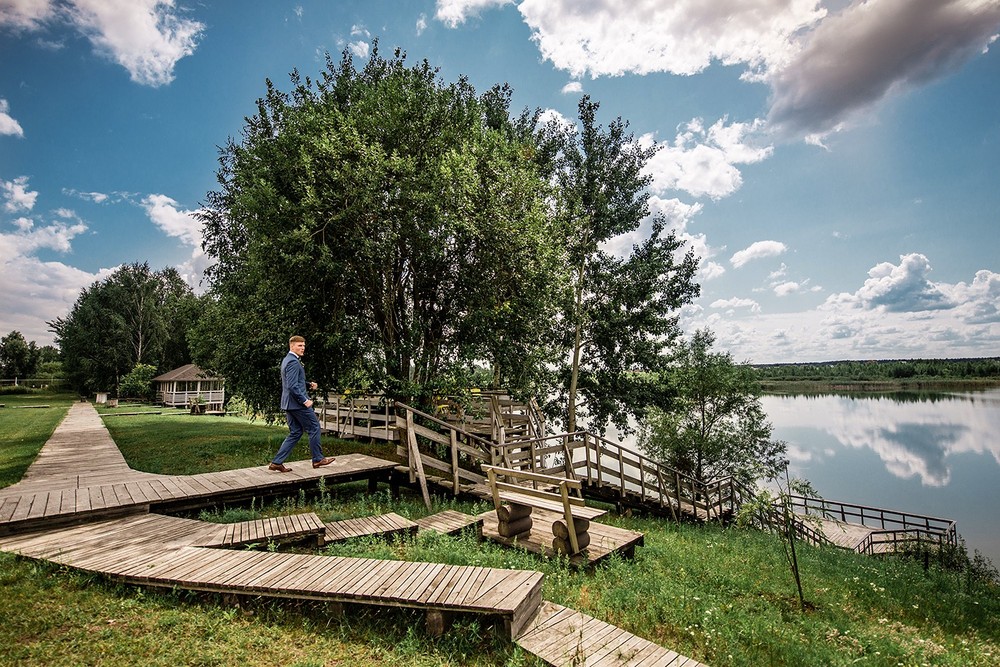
[272,407,324,464]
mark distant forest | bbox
[754,358,1000,383]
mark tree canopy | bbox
[197,45,566,412]
[638,329,786,486]
[49,263,202,395]
[538,96,700,435]
[0,331,40,380]
[197,47,700,422]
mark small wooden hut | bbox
[153,364,224,412]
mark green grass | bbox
[0,391,76,487]
[98,409,400,474]
[2,392,998,666]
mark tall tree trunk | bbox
[567,259,586,434]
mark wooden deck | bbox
[479,506,645,568]
[517,601,709,666]
[809,516,889,553]
[415,509,484,538]
[0,400,708,666]
[0,403,397,536]
[324,512,418,543]
[0,513,544,639]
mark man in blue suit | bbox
[268,335,335,472]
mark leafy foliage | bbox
[0,330,41,379]
[537,96,700,434]
[49,263,202,395]
[197,45,565,413]
[756,357,1000,382]
[118,363,159,401]
[639,329,786,485]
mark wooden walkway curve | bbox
[0,401,707,666]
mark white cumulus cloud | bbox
[141,193,202,247]
[710,297,761,313]
[854,253,954,313]
[435,0,512,28]
[141,193,209,289]
[644,117,772,200]
[0,99,24,137]
[511,0,825,78]
[730,240,788,268]
[0,0,56,30]
[2,176,38,212]
[0,0,204,87]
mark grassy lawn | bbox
[0,390,76,487]
[1,392,998,666]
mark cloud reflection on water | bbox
[762,389,1000,487]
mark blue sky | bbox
[1,0,999,364]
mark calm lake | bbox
[761,389,1000,565]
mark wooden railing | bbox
[319,393,959,555]
[318,395,397,441]
[788,495,958,555]
[491,431,756,523]
[159,390,225,407]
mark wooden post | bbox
[450,429,459,495]
[405,410,433,511]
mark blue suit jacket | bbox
[280,351,310,410]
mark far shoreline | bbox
[761,378,1000,394]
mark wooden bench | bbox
[482,465,606,555]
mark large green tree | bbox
[539,96,700,435]
[638,329,786,486]
[0,331,40,380]
[50,263,202,394]
[197,46,565,412]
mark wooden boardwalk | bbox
[518,601,708,666]
[0,513,544,639]
[324,511,418,543]
[0,403,397,535]
[0,401,708,666]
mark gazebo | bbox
[153,364,225,412]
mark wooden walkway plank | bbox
[514,602,707,667]
[316,557,373,594]
[414,509,483,537]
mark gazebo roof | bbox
[152,364,221,382]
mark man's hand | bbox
[304,399,314,408]
[308,381,318,390]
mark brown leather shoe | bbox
[312,456,336,468]
[268,462,292,472]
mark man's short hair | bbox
[289,335,305,344]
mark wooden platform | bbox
[209,512,328,549]
[479,506,644,568]
[0,403,398,536]
[809,516,892,553]
[415,509,484,538]
[0,513,544,639]
[323,512,418,543]
[517,601,708,666]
